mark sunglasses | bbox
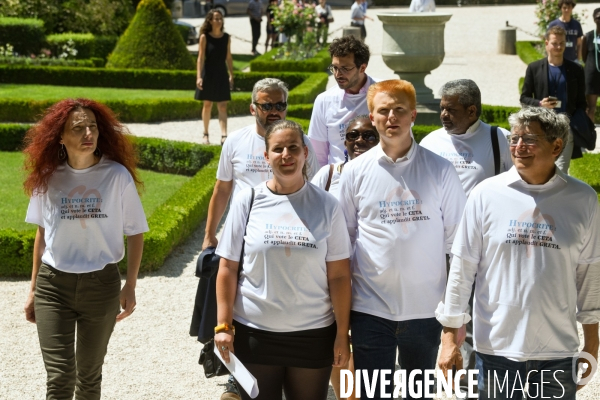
[345,130,378,142]
[253,102,288,112]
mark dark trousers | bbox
[35,263,121,400]
[476,352,576,400]
[351,311,442,399]
[250,19,261,52]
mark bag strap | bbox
[238,188,255,275]
[490,126,500,176]
[325,163,334,192]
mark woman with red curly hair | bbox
[22,98,148,399]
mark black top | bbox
[195,32,231,102]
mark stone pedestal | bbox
[342,27,362,39]
[498,27,516,55]
[377,12,452,112]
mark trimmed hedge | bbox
[288,73,328,104]
[0,64,309,91]
[516,41,544,66]
[46,33,118,61]
[250,48,331,72]
[0,56,102,68]
[0,73,325,123]
[481,105,519,127]
[107,0,195,70]
[0,136,221,276]
[0,123,30,150]
[141,154,218,271]
[0,17,45,56]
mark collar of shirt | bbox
[375,138,416,164]
[336,74,373,101]
[446,119,482,140]
[505,165,567,190]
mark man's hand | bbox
[577,323,599,391]
[540,97,558,109]
[439,328,463,386]
[116,282,136,322]
[202,235,218,251]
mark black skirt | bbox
[232,320,337,369]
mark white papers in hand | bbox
[216,350,259,398]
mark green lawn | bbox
[0,152,190,231]
[232,54,257,71]
[0,84,193,101]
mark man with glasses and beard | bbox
[308,35,378,168]
[196,78,319,400]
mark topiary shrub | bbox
[106,0,195,70]
[0,17,45,56]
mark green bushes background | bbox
[0,17,45,55]
[107,0,194,70]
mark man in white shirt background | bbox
[421,78,512,385]
[202,78,319,250]
[308,35,377,168]
[421,79,512,197]
[339,80,466,399]
[437,107,600,399]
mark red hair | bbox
[367,79,417,112]
[23,98,143,196]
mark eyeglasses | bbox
[507,134,541,146]
[345,130,378,142]
[253,102,287,112]
[328,65,356,75]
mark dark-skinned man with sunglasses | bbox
[308,35,379,168]
[196,78,319,400]
[437,106,600,399]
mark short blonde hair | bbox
[367,79,417,112]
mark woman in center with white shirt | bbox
[214,120,352,400]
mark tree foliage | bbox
[0,0,133,36]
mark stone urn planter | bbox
[377,13,452,105]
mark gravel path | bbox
[3,4,600,399]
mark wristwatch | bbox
[214,323,235,335]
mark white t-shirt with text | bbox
[437,167,600,360]
[216,182,351,332]
[339,141,467,321]
[26,157,149,273]
[217,124,320,199]
[420,120,513,196]
[308,75,377,166]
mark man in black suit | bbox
[520,25,586,174]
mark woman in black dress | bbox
[195,9,234,145]
[582,7,600,122]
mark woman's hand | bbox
[332,332,350,368]
[215,331,235,363]
[197,78,203,90]
[24,291,36,323]
[116,282,136,322]
[229,75,234,91]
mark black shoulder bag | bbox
[490,126,500,176]
[199,188,255,378]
